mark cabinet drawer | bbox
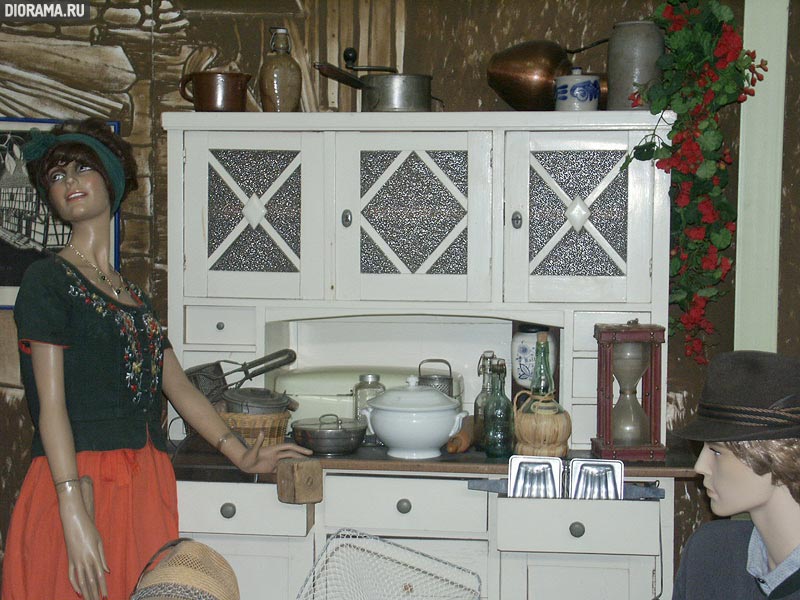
[496,498,659,555]
[178,481,311,536]
[324,475,487,534]
[184,306,257,345]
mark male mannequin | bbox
[673,351,800,599]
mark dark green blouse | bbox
[14,255,170,457]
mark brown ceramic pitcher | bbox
[179,71,251,112]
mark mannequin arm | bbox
[162,349,311,473]
[31,342,108,600]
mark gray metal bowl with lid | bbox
[291,414,366,455]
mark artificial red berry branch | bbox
[624,0,767,364]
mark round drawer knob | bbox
[396,498,412,514]
[569,521,586,538]
[220,502,237,519]
[216,321,225,331]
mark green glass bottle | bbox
[530,331,554,396]
[472,350,495,452]
[482,358,515,459]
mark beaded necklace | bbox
[67,243,129,298]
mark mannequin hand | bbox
[59,492,109,600]
[235,432,312,474]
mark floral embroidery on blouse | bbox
[62,262,165,405]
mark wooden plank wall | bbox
[299,0,406,112]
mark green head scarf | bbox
[22,128,127,215]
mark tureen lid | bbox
[367,376,459,411]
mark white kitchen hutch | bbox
[164,111,675,600]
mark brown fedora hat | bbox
[673,351,800,442]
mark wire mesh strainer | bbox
[184,349,296,404]
[296,529,480,600]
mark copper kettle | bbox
[487,39,607,111]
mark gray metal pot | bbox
[291,414,366,455]
[313,47,438,112]
[359,73,433,112]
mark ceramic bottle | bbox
[259,27,302,112]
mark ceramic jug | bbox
[607,20,664,110]
[179,71,251,112]
[259,27,302,112]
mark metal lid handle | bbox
[418,358,452,377]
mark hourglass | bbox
[591,321,666,462]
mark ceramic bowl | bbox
[361,376,467,459]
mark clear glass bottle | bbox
[258,27,302,112]
[482,358,515,459]
[530,331,555,396]
[353,374,385,445]
[472,350,495,451]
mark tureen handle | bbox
[448,411,469,438]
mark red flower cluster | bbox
[698,198,720,224]
[656,138,704,174]
[697,62,720,88]
[701,245,718,271]
[676,180,693,208]
[739,52,768,102]
[662,4,688,31]
[714,24,743,69]
[681,294,714,364]
[685,226,706,241]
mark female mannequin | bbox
[2,119,311,600]
[673,351,800,599]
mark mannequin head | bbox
[674,351,800,515]
[694,441,789,517]
[23,118,138,216]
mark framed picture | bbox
[0,117,121,308]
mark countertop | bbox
[170,434,699,484]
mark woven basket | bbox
[131,538,239,600]
[220,411,290,448]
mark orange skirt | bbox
[2,441,178,600]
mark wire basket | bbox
[296,529,481,600]
[220,411,290,448]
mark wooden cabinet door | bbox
[334,131,492,302]
[504,130,657,304]
[183,131,324,300]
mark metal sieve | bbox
[417,358,454,397]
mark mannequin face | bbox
[46,160,110,223]
[695,442,776,517]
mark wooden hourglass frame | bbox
[591,321,666,462]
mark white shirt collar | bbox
[747,525,800,596]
